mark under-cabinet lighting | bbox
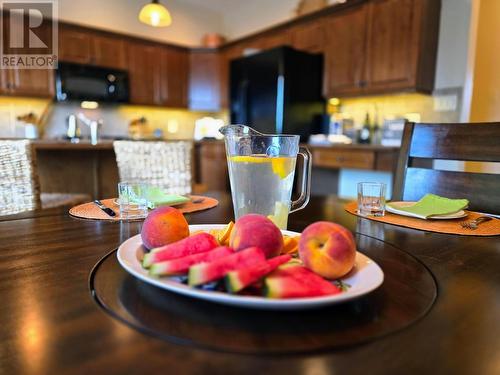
[80,101,99,109]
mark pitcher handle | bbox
[290,146,312,213]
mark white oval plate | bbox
[117,225,384,310]
[386,201,467,220]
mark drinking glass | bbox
[220,124,311,229]
[357,182,386,217]
[118,182,148,219]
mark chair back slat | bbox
[0,140,41,216]
[113,141,193,195]
[393,122,500,215]
[409,123,500,161]
[402,168,500,214]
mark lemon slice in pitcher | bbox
[230,155,294,179]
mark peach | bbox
[229,214,284,258]
[298,221,356,279]
[141,206,189,250]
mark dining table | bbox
[0,191,499,375]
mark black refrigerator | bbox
[230,46,324,140]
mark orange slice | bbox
[282,235,300,255]
[218,221,234,246]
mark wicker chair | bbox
[0,140,41,215]
[0,140,90,216]
[113,141,194,195]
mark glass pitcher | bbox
[219,125,311,229]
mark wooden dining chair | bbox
[113,141,194,195]
[393,122,500,214]
[0,140,90,216]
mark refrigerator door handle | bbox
[275,75,285,134]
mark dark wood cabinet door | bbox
[160,47,188,108]
[0,13,54,97]
[324,5,368,97]
[189,51,221,111]
[8,68,54,97]
[91,35,127,69]
[59,27,92,64]
[291,19,326,54]
[364,0,419,91]
[128,42,160,105]
[0,68,10,95]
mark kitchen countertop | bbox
[32,139,399,151]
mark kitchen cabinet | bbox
[91,34,128,69]
[324,5,368,96]
[129,43,189,107]
[1,68,54,97]
[0,13,54,97]
[59,27,92,64]
[59,25,127,69]
[254,30,292,50]
[195,141,229,191]
[364,0,431,92]
[323,0,440,97]
[159,47,189,108]
[128,42,160,105]
[189,50,221,111]
[291,19,326,54]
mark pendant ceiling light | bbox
[139,0,172,27]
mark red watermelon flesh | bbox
[264,264,342,298]
[149,246,234,277]
[142,232,218,268]
[225,254,292,293]
[188,247,266,286]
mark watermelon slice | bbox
[142,232,218,268]
[149,246,234,277]
[264,264,342,298]
[225,254,292,293]
[188,247,266,286]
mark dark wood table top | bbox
[1,192,499,374]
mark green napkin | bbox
[144,187,190,209]
[388,194,469,219]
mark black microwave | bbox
[55,62,129,103]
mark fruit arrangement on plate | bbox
[139,206,358,299]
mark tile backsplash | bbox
[0,97,227,140]
[329,88,463,126]
[0,97,51,138]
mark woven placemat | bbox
[69,195,219,221]
[345,201,500,236]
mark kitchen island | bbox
[32,139,399,199]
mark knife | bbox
[94,200,116,217]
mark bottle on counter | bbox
[371,108,382,145]
[358,112,371,144]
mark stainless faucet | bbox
[77,113,103,145]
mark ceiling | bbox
[57,0,344,46]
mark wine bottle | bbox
[358,112,371,144]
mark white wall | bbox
[58,0,224,46]
[434,0,472,89]
[219,0,298,40]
